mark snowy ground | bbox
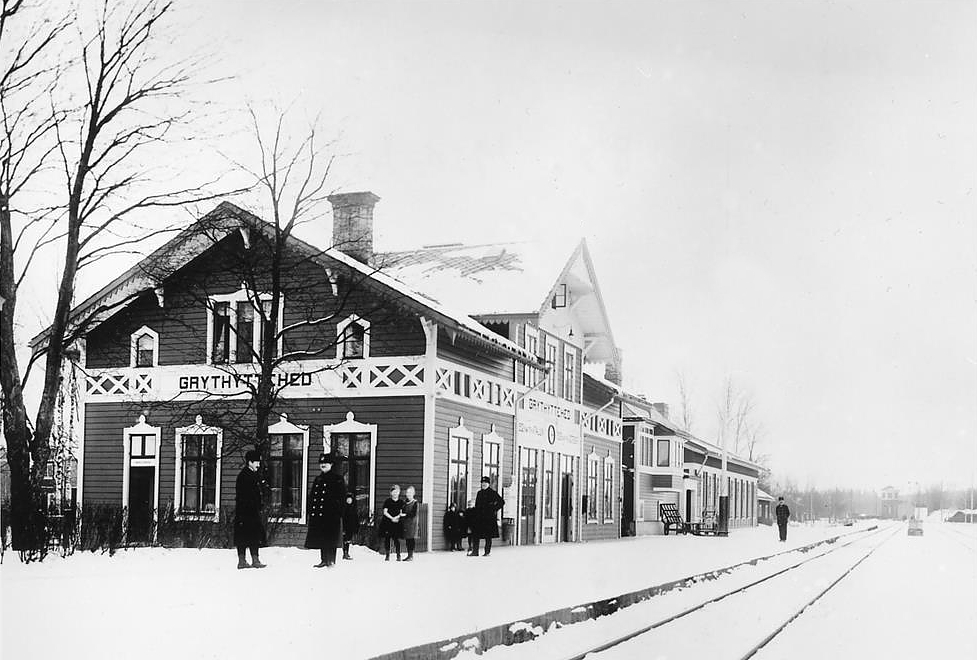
[452,521,977,660]
[756,521,977,660]
[0,521,925,660]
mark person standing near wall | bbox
[775,496,791,542]
[470,476,503,557]
[402,485,419,561]
[305,453,346,568]
[342,491,360,560]
[234,449,269,569]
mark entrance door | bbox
[559,454,575,543]
[686,489,693,523]
[622,442,634,537]
[519,448,538,545]
[541,452,556,543]
[127,466,155,543]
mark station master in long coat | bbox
[305,453,347,567]
[470,476,504,557]
[775,496,791,542]
[235,449,269,569]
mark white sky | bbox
[13,0,977,489]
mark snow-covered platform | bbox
[1,522,886,660]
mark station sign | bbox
[517,394,580,455]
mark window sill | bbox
[603,518,614,524]
[175,513,219,522]
[586,518,598,524]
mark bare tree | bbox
[1,0,229,553]
[675,370,694,432]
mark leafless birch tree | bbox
[1,0,229,553]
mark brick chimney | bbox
[652,402,670,419]
[328,191,380,264]
[604,347,623,385]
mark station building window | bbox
[325,412,377,527]
[657,438,670,467]
[563,347,576,402]
[603,457,614,523]
[174,416,223,519]
[586,453,599,522]
[448,420,472,511]
[337,314,370,360]
[482,427,503,492]
[130,325,159,368]
[207,289,281,365]
[544,340,558,395]
[524,325,539,386]
[264,414,309,521]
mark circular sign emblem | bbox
[547,424,557,445]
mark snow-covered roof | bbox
[32,202,541,365]
[757,489,775,501]
[378,239,578,316]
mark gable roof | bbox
[380,238,619,364]
[377,239,575,317]
[31,202,540,365]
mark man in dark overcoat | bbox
[305,453,347,567]
[775,496,791,542]
[234,449,269,569]
[470,476,504,557]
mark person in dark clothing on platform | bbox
[234,449,269,569]
[775,496,791,542]
[342,491,360,560]
[443,502,464,551]
[380,484,404,561]
[463,498,477,554]
[470,476,504,557]
[402,485,420,561]
[305,453,346,568]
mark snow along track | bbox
[556,524,899,660]
[930,523,977,553]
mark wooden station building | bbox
[39,192,630,551]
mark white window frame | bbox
[544,339,558,395]
[122,414,162,528]
[603,455,615,523]
[323,411,378,518]
[482,425,505,492]
[586,449,600,524]
[336,313,371,360]
[524,325,539,386]
[129,325,160,368]
[563,346,576,402]
[173,415,224,521]
[266,413,310,524]
[448,418,473,509]
[205,286,283,365]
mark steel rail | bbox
[737,525,901,659]
[558,524,894,660]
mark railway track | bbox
[555,523,899,660]
[930,523,977,553]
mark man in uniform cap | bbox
[470,475,504,557]
[234,449,269,569]
[305,453,347,567]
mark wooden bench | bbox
[659,503,690,535]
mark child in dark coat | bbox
[342,491,360,560]
[443,503,464,551]
[402,485,419,561]
[464,498,477,554]
[379,484,404,561]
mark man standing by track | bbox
[775,496,791,542]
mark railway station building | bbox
[41,192,632,551]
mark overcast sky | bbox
[16,0,977,490]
